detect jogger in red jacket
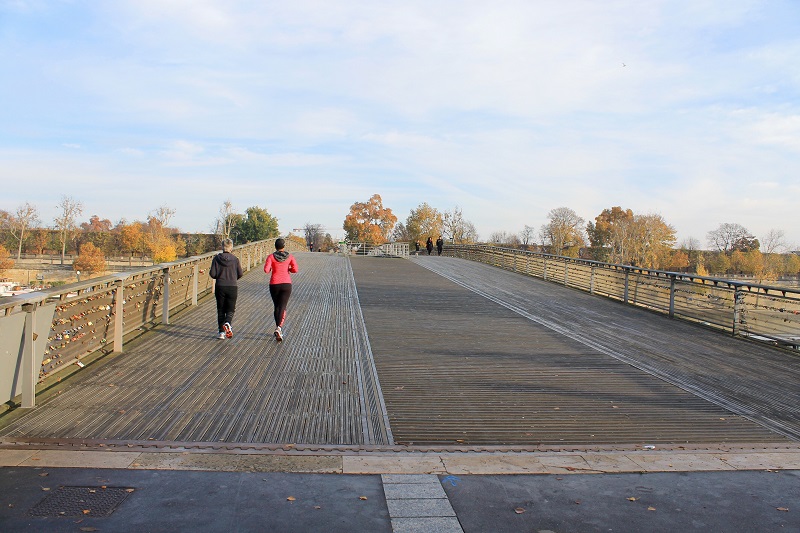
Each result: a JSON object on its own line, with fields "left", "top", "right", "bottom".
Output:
{"left": 263, "top": 238, "right": 299, "bottom": 342}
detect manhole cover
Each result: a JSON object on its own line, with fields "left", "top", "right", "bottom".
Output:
{"left": 29, "top": 486, "right": 134, "bottom": 517}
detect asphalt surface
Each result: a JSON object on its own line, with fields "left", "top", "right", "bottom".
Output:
{"left": 1, "top": 466, "right": 797, "bottom": 532}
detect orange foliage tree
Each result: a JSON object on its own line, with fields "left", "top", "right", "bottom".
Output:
{"left": 73, "top": 242, "right": 106, "bottom": 275}
{"left": 343, "top": 194, "right": 397, "bottom": 243}
{"left": 0, "top": 244, "right": 14, "bottom": 275}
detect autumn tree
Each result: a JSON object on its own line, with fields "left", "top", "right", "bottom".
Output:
{"left": 54, "top": 196, "right": 83, "bottom": 264}
{"left": 29, "top": 228, "right": 52, "bottom": 255}
{"left": 628, "top": 213, "right": 676, "bottom": 269}
{"left": 540, "top": 207, "right": 585, "bottom": 257}
{"left": 343, "top": 194, "right": 397, "bottom": 243}
{"left": 116, "top": 220, "right": 145, "bottom": 260}
{"left": 587, "top": 206, "right": 634, "bottom": 263}
{"left": 405, "top": 202, "right": 443, "bottom": 244}
{"left": 0, "top": 244, "right": 13, "bottom": 275}
{"left": 442, "top": 206, "right": 478, "bottom": 244}
{"left": 666, "top": 250, "right": 690, "bottom": 272}
{"left": 80, "top": 214, "right": 114, "bottom": 255}
{"left": 73, "top": 242, "right": 106, "bottom": 275}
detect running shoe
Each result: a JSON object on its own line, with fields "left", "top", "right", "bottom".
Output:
{"left": 217, "top": 332, "right": 226, "bottom": 339}
{"left": 274, "top": 326, "right": 283, "bottom": 342}
{"left": 223, "top": 322, "right": 233, "bottom": 338}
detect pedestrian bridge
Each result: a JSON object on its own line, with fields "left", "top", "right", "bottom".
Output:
{"left": 1, "top": 250, "right": 799, "bottom": 451}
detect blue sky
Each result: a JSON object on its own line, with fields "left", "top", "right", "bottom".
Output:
{"left": 2, "top": 0, "right": 799, "bottom": 248}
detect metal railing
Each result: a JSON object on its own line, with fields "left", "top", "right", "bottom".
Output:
{"left": 0, "top": 238, "right": 304, "bottom": 408}
{"left": 443, "top": 244, "right": 800, "bottom": 351}
{"left": 339, "top": 242, "right": 409, "bottom": 257}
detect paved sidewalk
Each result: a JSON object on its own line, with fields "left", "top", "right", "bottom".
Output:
{"left": 1, "top": 462, "right": 797, "bottom": 532}
{"left": 1, "top": 448, "right": 799, "bottom": 532}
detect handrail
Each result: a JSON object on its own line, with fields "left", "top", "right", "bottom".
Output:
{"left": 443, "top": 244, "right": 800, "bottom": 351}
{"left": 0, "top": 238, "right": 304, "bottom": 408}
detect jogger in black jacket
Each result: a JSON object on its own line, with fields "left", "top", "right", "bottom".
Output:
{"left": 209, "top": 238, "right": 243, "bottom": 339}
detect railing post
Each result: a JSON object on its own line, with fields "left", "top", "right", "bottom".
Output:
{"left": 22, "top": 303, "right": 37, "bottom": 408}
{"left": 563, "top": 259, "right": 569, "bottom": 286}
{"left": 192, "top": 264, "right": 199, "bottom": 306}
{"left": 732, "top": 287, "right": 744, "bottom": 336}
{"left": 543, "top": 259, "right": 548, "bottom": 281}
{"left": 669, "top": 276, "right": 676, "bottom": 318}
{"left": 623, "top": 269, "right": 629, "bottom": 304}
{"left": 590, "top": 266, "right": 595, "bottom": 294}
{"left": 114, "top": 279, "right": 124, "bottom": 352}
{"left": 247, "top": 249, "right": 251, "bottom": 271}
{"left": 162, "top": 267, "right": 170, "bottom": 325}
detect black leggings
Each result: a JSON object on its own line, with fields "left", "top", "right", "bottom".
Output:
{"left": 269, "top": 283, "right": 292, "bottom": 328}
{"left": 214, "top": 285, "right": 238, "bottom": 331}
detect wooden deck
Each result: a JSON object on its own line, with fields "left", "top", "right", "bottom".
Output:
{"left": 1, "top": 254, "right": 798, "bottom": 448}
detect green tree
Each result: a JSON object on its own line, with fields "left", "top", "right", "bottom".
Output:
{"left": 237, "top": 206, "right": 279, "bottom": 243}
{"left": 706, "top": 252, "right": 731, "bottom": 275}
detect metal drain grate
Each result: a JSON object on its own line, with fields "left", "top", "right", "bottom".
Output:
{"left": 29, "top": 486, "right": 134, "bottom": 517}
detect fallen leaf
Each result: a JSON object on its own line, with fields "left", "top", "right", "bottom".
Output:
{"left": 553, "top": 407, "right": 560, "bottom": 410}
{"left": 80, "top": 528, "right": 99, "bottom": 532}
{"left": 38, "top": 473, "right": 49, "bottom": 477}
{"left": 41, "top": 487, "right": 50, "bottom": 491}
{"left": 125, "top": 488, "right": 135, "bottom": 493}
{"left": 287, "top": 496, "right": 296, "bottom": 501}
{"left": 648, "top": 507, "right": 656, "bottom": 511}
{"left": 359, "top": 496, "right": 368, "bottom": 501}
{"left": 314, "top": 505, "right": 321, "bottom": 510}
{"left": 574, "top": 500, "right": 581, "bottom": 505}
{"left": 627, "top": 497, "right": 637, "bottom": 502}
{"left": 777, "top": 507, "right": 789, "bottom": 512}
{"left": 394, "top": 386, "right": 404, "bottom": 390}
{"left": 83, "top": 509, "right": 91, "bottom": 514}
{"left": 8, "top": 504, "right": 14, "bottom": 508}
{"left": 514, "top": 507, "right": 526, "bottom": 514}
{"left": 31, "top": 458, "right": 40, "bottom": 461}
{"left": 565, "top": 466, "right": 577, "bottom": 471}
{"left": 131, "top": 463, "right": 141, "bottom": 467}
{"left": 88, "top": 489, "right": 96, "bottom": 493}
{"left": 101, "top": 486, "right": 107, "bottom": 489}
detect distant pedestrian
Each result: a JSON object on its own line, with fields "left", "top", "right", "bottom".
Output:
{"left": 426, "top": 236, "right": 433, "bottom": 255}
{"left": 436, "top": 235, "right": 443, "bottom": 256}
{"left": 415, "top": 240, "right": 420, "bottom": 255}
{"left": 263, "top": 238, "right": 299, "bottom": 342}
{"left": 209, "top": 238, "right": 243, "bottom": 339}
